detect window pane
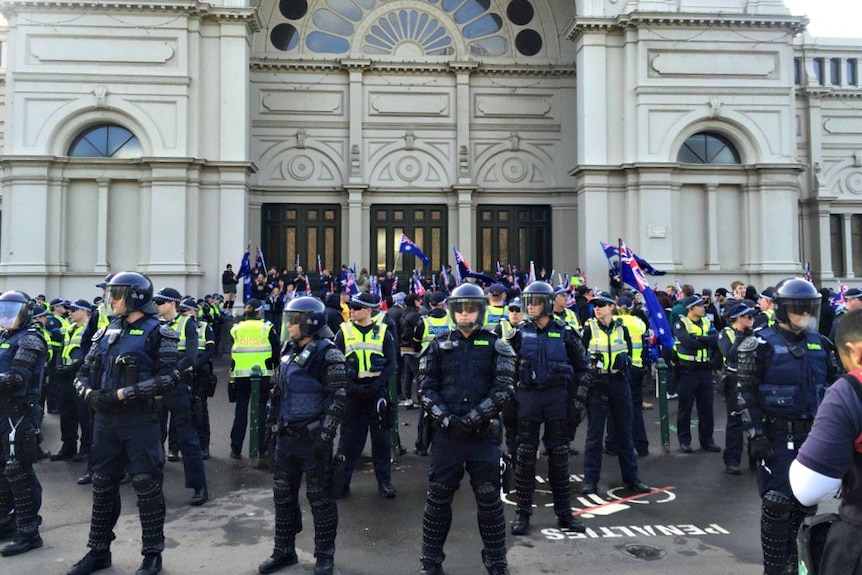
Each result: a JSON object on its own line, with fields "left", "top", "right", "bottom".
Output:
{"left": 482, "top": 228, "right": 492, "bottom": 271}
{"left": 307, "top": 228, "right": 317, "bottom": 272}
{"left": 432, "top": 227, "right": 441, "bottom": 269}
{"left": 286, "top": 228, "right": 297, "bottom": 272}
{"left": 68, "top": 124, "right": 141, "bottom": 158}
{"left": 831, "top": 214, "right": 845, "bottom": 277}
{"left": 794, "top": 57, "right": 802, "bottom": 85}
{"left": 377, "top": 228, "right": 387, "bottom": 270}
{"left": 848, "top": 59, "right": 858, "bottom": 86}
{"left": 498, "top": 228, "right": 508, "bottom": 265}
{"left": 325, "top": 227, "right": 335, "bottom": 272}
{"left": 814, "top": 58, "right": 825, "bottom": 85}
{"left": 831, "top": 58, "right": 841, "bottom": 86}
{"left": 853, "top": 215, "right": 862, "bottom": 277}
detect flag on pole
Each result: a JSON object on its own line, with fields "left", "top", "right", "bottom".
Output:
{"left": 619, "top": 240, "right": 675, "bottom": 351}
{"left": 674, "top": 279, "right": 684, "bottom": 301}
{"left": 317, "top": 254, "right": 324, "bottom": 280}
{"left": 452, "top": 247, "right": 495, "bottom": 286}
{"left": 412, "top": 270, "right": 426, "bottom": 297}
{"left": 399, "top": 233, "right": 431, "bottom": 266}
{"left": 256, "top": 246, "right": 267, "bottom": 274}
{"left": 295, "top": 253, "right": 301, "bottom": 271}
{"left": 600, "top": 240, "right": 666, "bottom": 276}
{"left": 346, "top": 269, "right": 359, "bottom": 295}
{"left": 238, "top": 246, "right": 253, "bottom": 303}
{"left": 528, "top": 261, "right": 536, "bottom": 284}
{"left": 805, "top": 262, "right": 812, "bottom": 283}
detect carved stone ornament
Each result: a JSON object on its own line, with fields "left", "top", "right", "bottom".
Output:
{"left": 404, "top": 130, "right": 415, "bottom": 150}
{"left": 708, "top": 96, "right": 722, "bottom": 119}
{"left": 296, "top": 128, "right": 307, "bottom": 149}
{"left": 508, "top": 132, "right": 520, "bottom": 152}
{"left": 351, "top": 144, "right": 360, "bottom": 175}
{"left": 94, "top": 84, "right": 108, "bottom": 109}
{"left": 854, "top": 150, "right": 862, "bottom": 168}
{"left": 459, "top": 145, "right": 469, "bottom": 177}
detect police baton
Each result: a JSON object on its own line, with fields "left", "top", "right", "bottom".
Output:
{"left": 249, "top": 365, "right": 262, "bottom": 461}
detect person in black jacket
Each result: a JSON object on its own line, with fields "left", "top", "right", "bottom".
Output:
{"left": 323, "top": 293, "right": 344, "bottom": 336}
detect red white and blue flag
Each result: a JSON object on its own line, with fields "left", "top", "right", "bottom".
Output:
{"left": 620, "top": 240, "right": 675, "bottom": 351}
{"left": 399, "top": 233, "right": 430, "bottom": 266}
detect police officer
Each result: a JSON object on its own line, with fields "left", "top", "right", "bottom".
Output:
{"left": 829, "top": 287, "right": 862, "bottom": 352}
{"left": 334, "top": 292, "right": 397, "bottom": 498}
{"left": 33, "top": 303, "right": 64, "bottom": 413}
{"left": 0, "top": 291, "right": 48, "bottom": 556}
{"left": 411, "top": 292, "right": 449, "bottom": 456}
{"left": 497, "top": 297, "right": 522, "bottom": 341}
{"left": 509, "top": 281, "right": 590, "bottom": 536}
{"left": 67, "top": 272, "right": 180, "bottom": 575}
{"left": 258, "top": 297, "right": 347, "bottom": 575}
{"left": 717, "top": 302, "right": 756, "bottom": 475}
{"left": 754, "top": 288, "right": 777, "bottom": 330}
{"left": 153, "top": 288, "right": 208, "bottom": 506}
{"left": 673, "top": 295, "right": 721, "bottom": 453}
{"left": 484, "top": 283, "right": 508, "bottom": 328}
{"left": 229, "top": 299, "right": 279, "bottom": 459}
{"left": 417, "top": 282, "right": 515, "bottom": 575}
{"left": 553, "top": 288, "right": 582, "bottom": 333}
{"left": 51, "top": 299, "right": 92, "bottom": 461}
{"left": 735, "top": 277, "right": 834, "bottom": 575}
{"left": 608, "top": 296, "right": 649, "bottom": 458}
{"left": 181, "top": 298, "right": 215, "bottom": 459}
{"left": 581, "top": 291, "right": 651, "bottom": 495}
{"left": 495, "top": 298, "right": 522, "bottom": 459}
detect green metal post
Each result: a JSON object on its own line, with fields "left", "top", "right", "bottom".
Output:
{"left": 389, "top": 374, "right": 405, "bottom": 462}
{"left": 249, "top": 365, "right": 262, "bottom": 460}
{"left": 656, "top": 359, "right": 670, "bottom": 454}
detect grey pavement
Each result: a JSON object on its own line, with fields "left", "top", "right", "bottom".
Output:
{"left": 3, "top": 359, "right": 832, "bottom": 575}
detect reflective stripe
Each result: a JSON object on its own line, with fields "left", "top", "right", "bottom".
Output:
{"left": 558, "top": 308, "right": 581, "bottom": 332}
{"left": 169, "top": 315, "right": 190, "bottom": 351}
{"left": 675, "top": 316, "right": 712, "bottom": 362}
{"left": 61, "top": 322, "right": 85, "bottom": 366}
{"left": 617, "top": 314, "right": 645, "bottom": 368}
{"left": 421, "top": 315, "right": 450, "bottom": 351}
{"left": 197, "top": 319, "right": 209, "bottom": 350}
{"left": 341, "top": 321, "right": 387, "bottom": 378}
{"left": 586, "top": 317, "right": 627, "bottom": 371}
{"left": 230, "top": 320, "right": 274, "bottom": 377}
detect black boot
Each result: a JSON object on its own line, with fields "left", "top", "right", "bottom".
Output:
{"left": 511, "top": 513, "right": 530, "bottom": 536}
{"left": 419, "top": 560, "right": 443, "bottom": 575}
{"left": 51, "top": 444, "right": 77, "bottom": 461}
{"left": 0, "top": 532, "right": 42, "bottom": 556}
{"left": 67, "top": 549, "right": 112, "bottom": 575}
{"left": 190, "top": 486, "right": 208, "bottom": 506}
{"left": 135, "top": 552, "right": 162, "bottom": 575}
{"left": 557, "top": 513, "right": 587, "bottom": 533}
{"left": 258, "top": 549, "right": 298, "bottom": 574}
{"left": 314, "top": 554, "right": 334, "bottom": 575}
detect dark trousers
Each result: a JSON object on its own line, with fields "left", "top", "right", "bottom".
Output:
{"left": 56, "top": 372, "right": 81, "bottom": 451}
{"left": 402, "top": 353, "right": 419, "bottom": 402}
{"left": 74, "top": 392, "right": 93, "bottom": 457}
{"left": 0, "top": 409, "right": 43, "bottom": 534}
{"left": 605, "top": 367, "right": 649, "bottom": 456}
{"left": 337, "top": 394, "right": 391, "bottom": 487}
{"left": 159, "top": 383, "right": 206, "bottom": 489}
{"left": 723, "top": 379, "right": 744, "bottom": 467}
{"left": 230, "top": 377, "right": 271, "bottom": 456}
{"left": 676, "top": 366, "right": 715, "bottom": 448}
{"left": 583, "top": 374, "right": 639, "bottom": 485}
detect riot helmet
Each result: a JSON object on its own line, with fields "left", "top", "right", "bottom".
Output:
{"left": 0, "top": 291, "right": 34, "bottom": 331}
{"left": 522, "top": 281, "right": 555, "bottom": 320}
{"left": 447, "top": 283, "right": 486, "bottom": 331}
{"left": 106, "top": 271, "right": 156, "bottom": 316}
{"left": 773, "top": 277, "right": 821, "bottom": 332}
{"left": 284, "top": 296, "right": 331, "bottom": 339}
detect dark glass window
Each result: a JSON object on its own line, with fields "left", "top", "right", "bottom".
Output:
{"left": 794, "top": 57, "right": 802, "bottom": 86}
{"left": 515, "top": 29, "right": 542, "bottom": 56}
{"left": 847, "top": 59, "right": 858, "bottom": 86}
{"left": 830, "top": 58, "right": 841, "bottom": 86}
{"left": 831, "top": 214, "right": 845, "bottom": 277}
{"left": 677, "top": 132, "right": 741, "bottom": 165}
{"left": 813, "top": 58, "right": 825, "bottom": 85}
{"left": 279, "top": 0, "right": 308, "bottom": 20}
{"left": 507, "top": 0, "right": 533, "bottom": 25}
{"left": 271, "top": 23, "right": 300, "bottom": 51}
{"left": 68, "top": 124, "right": 141, "bottom": 158}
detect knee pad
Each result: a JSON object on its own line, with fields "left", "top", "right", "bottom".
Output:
{"left": 132, "top": 473, "right": 160, "bottom": 497}
{"left": 516, "top": 442, "right": 537, "bottom": 466}
{"left": 516, "top": 420, "right": 540, "bottom": 448}
{"left": 544, "top": 420, "right": 568, "bottom": 444}
{"left": 427, "top": 482, "right": 457, "bottom": 505}
{"left": 92, "top": 472, "right": 121, "bottom": 491}
{"left": 273, "top": 478, "right": 296, "bottom": 507}
{"left": 762, "top": 490, "right": 792, "bottom": 519}
{"left": 3, "top": 459, "right": 23, "bottom": 482}
{"left": 475, "top": 481, "right": 499, "bottom": 506}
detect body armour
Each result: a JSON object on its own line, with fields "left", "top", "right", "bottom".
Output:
{"left": 758, "top": 327, "right": 827, "bottom": 420}
{"left": 518, "top": 321, "right": 573, "bottom": 388}
{"left": 278, "top": 338, "right": 333, "bottom": 427}
{"left": 436, "top": 330, "right": 499, "bottom": 416}
{"left": 96, "top": 317, "right": 161, "bottom": 392}
{"left": 0, "top": 327, "right": 46, "bottom": 403}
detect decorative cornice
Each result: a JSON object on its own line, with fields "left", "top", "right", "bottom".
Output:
{"left": 0, "top": 1, "right": 261, "bottom": 32}
{"left": 796, "top": 87, "right": 862, "bottom": 99}
{"left": 566, "top": 12, "right": 807, "bottom": 41}
{"left": 250, "top": 57, "right": 575, "bottom": 77}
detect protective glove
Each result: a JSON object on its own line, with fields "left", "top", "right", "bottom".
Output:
{"left": 312, "top": 433, "right": 333, "bottom": 462}
{"left": 750, "top": 435, "right": 773, "bottom": 462}
{"left": 566, "top": 403, "right": 582, "bottom": 438}
{"left": 446, "top": 416, "right": 473, "bottom": 441}
{"left": 87, "top": 389, "right": 120, "bottom": 413}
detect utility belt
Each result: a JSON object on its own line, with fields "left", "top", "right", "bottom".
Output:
{"left": 101, "top": 394, "right": 162, "bottom": 414}
{"left": 763, "top": 416, "right": 813, "bottom": 435}
{"left": 517, "top": 380, "right": 567, "bottom": 390}
{"left": 277, "top": 419, "right": 321, "bottom": 439}
{"left": 459, "top": 418, "right": 501, "bottom": 440}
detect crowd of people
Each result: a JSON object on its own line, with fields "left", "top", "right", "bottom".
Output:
{"left": 2, "top": 261, "right": 862, "bottom": 575}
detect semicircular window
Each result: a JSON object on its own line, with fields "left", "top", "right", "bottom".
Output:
{"left": 677, "top": 132, "right": 741, "bottom": 165}
{"left": 305, "top": 0, "right": 510, "bottom": 57}
{"left": 69, "top": 124, "right": 142, "bottom": 159}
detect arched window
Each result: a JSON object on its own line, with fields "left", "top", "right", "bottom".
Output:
{"left": 677, "top": 132, "right": 741, "bottom": 165}
{"left": 68, "top": 124, "right": 142, "bottom": 158}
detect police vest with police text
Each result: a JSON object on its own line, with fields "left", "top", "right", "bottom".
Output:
{"left": 586, "top": 318, "right": 627, "bottom": 374}
{"left": 340, "top": 320, "right": 387, "bottom": 379}
{"left": 230, "top": 319, "right": 274, "bottom": 377}
{"left": 675, "top": 316, "right": 712, "bottom": 363}
{"left": 421, "top": 315, "right": 450, "bottom": 351}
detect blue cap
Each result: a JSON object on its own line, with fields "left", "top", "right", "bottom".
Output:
{"left": 728, "top": 303, "right": 756, "bottom": 319}
{"left": 592, "top": 291, "right": 616, "bottom": 305}
{"left": 684, "top": 296, "right": 705, "bottom": 309}
{"left": 487, "top": 283, "right": 506, "bottom": 296}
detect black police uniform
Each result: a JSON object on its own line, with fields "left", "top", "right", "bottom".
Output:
{"left": 69, "top": 313, "right": 179, "bottom": 574}
{"left": 0, "top": 323, "right": 48, "bottom": 555}
{"left": 418, "top": 328, "right": 516, "bottom": 575}
{"left": 260, "top": 333, "right": 347, "bottom": 575}
{"left": 509, "top": 318, "right": 591, "bottom": 535}
{"left": 737, "top": 324, "right": 833, "bottom": 574}
{"left": 191, "top": 319, "right": 216, "bottom": 456}
{"left": 717, "top": 323, "right": 750, "bottom": 472}
{"left": 672, "top": 312, "right": 720, "bottom": 451}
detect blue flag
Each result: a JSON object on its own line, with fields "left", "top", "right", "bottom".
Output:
{"left": 600, "top": 240, "right": 666, "bottom": 276}
{"left": 399, "top": 233, "right": 430, "bottom": 266}
{"left": 237, "top": 246, "right": 252, "bottom": 304}
{"left": 619, "top": 241, "right": 675, "bottom": 351}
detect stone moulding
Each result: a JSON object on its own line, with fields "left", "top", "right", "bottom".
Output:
{"left": 565, "top": 12, "right": 807, "bottom": 40}
{"left": 249, "top": 58, "right": 575, "bottom": 77}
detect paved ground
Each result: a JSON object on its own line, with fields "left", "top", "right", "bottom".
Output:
{"left": 3, "top": 357, "right": 829, "bottom": 575}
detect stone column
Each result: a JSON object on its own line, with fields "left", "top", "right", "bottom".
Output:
{"left": 345, "top": 185, "right": 367, "bottom": 267}
{"left": 705, "top": 184, "right": 720, "bottom": 271}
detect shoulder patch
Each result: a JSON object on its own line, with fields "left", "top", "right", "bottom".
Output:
{"left": 159, "top": 324, "right": 180, "bottom": 339}
{"left": 91, "top": 326, "right": 108, "bottom": 342}
{"left": 737, "top": 336, "right": 760, "bottom": 353}
{"left": 494, "top": 338, "right": 516, "bottom": 357}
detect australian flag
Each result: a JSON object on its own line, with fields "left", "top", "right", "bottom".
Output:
{"left": 453, "top": 246, "right": 495, "bottom": 286}
{"left": 399, "top": 233, "right": 430, "bottom": 266}
{"left": 619, "top": 240, "right": 675, "bottom": 351}
{"left": 238, "top": 246, "right": 253, "bottom": 304}
{"left": 600, "top": 240, "right": 666, "bottom": 276}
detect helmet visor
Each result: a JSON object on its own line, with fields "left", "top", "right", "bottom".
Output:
{"left": 284, "top": 311, "right": 304, "bottom": 326}
{"left": 449, "top": 300, "right": 482, "bottom": 315}
{"left": 781, "top": 298, "right": 821, "bottom": 331}
{"left": 0, "top": 301, "right": 25, "bottom": 330}
{"left": 522, "top": 293, "right": 549, "bottom": 319}
{"left": 107, "top": 285, "right": 129, "bottom": 315}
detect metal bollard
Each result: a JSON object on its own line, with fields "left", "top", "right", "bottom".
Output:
{"left": 249, "top": 365, "right": 262, "bottom": 460}
{"left": 656, "top": 359, "right": 670, "bottom": 454}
